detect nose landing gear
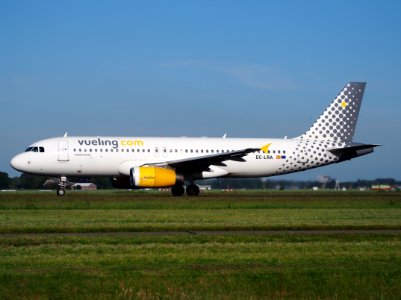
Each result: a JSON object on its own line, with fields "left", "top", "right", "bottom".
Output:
{"left": 56, "top": 176, "right": 68, "bottom": 196}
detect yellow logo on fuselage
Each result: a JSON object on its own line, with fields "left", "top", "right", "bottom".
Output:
{"left": 120, "top": 139, "right": 144, "bottom": 147}
{"left": 260, "top": 143, "right": 272, "bottom": 153}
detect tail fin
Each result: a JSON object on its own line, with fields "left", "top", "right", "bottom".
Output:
{"left": 300, "top": 82, "right": 366, "bottom": 145}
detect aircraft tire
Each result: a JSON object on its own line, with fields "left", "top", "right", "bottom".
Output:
{"left": 171, "top": 185, "right": 185, "bottom": 196}
{"left": 57, "top": 188, "right": 66, "bottom": 196}
{"left": 186, "top": 184, "right": 200, "bottom": 196}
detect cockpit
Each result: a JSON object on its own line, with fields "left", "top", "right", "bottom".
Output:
{"left": 25, "top": 146, "right": 45, "bottom": 153}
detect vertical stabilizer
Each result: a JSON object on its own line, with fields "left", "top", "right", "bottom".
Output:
{"left": 300, "top": 82, "right": 366, "bottom": 145}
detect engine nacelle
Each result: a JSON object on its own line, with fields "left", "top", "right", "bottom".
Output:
{"left": 130, "top": 167, "right": 181, "bottom": 188}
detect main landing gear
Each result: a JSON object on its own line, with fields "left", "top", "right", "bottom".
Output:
{"left": 171, "top": 184, "right": 200, "bottom": 197}
{"left": 186, "top": 184, "right": 200, "bottom": 196}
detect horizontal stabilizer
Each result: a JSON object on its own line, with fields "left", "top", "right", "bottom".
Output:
{"left": 328, "top": 144, "right": 380, "bottom": 161}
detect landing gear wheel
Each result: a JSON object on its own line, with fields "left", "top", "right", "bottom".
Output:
{"left": 57, "top": 188, "right": 65, "bottom": 196}
{"left": 186, "top": 184, "right": 200, "bottom": 196}
{"left": 171, "top": 185, "right": 185, "bottom": 196}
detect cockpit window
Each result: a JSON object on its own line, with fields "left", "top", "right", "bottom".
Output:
{"left": 25, "top": 146, "right": 45, "bottom": 152}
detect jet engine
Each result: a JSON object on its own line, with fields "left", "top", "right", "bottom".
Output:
{"left": 130, "top": 167, "right": 182, "bottom": 188}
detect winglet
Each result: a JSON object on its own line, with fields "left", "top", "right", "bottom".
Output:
{"left": 260, "top": 143, "right": 271, "bottom": 153}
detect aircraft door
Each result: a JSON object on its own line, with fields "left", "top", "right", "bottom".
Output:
{"left": 58, "top": 140, "right": 69, "bottom": 161}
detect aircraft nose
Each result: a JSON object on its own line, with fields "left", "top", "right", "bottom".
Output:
{"left": 10, "top": 154, "right": 25, "bottom": 172}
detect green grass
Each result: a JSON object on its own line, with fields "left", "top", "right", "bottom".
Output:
{"left": 0, "top": 190, "right": 400, "bottom": 210}
{"left": 0, "top": 190, "right": 401, "bottom": 299}
{"left": 1, "top": 234, "right": 401, "bottom": 299}
{"left": 1, "top": 208, "right": 401, "bottom": 233}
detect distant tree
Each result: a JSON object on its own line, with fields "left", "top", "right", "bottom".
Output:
{"left": 18, "top": 174, "right": 47, "bottom": 189}
{"left": 0, "top": 172, "right": 10, "bottom": 189}
{"left": 374, "top": 178, "right": 397, "bottom": 185}
{"left": 88, "top": 177, "right": 113, "bottom": 189}
{"left": 71, "top": 177, "right": 113, "bottom": 189}
{"left": 10, "top": 176, "right": 21, "bottom": 189}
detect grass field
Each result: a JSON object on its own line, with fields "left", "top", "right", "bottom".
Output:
{"left": 0, "top": 190, "right": 401, "bottom": 299}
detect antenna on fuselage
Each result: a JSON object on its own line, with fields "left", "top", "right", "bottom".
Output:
{"left": 64, "top": 132, "right": 68, "bottom": 137}
{"left": 222, "top": 133, "right": 227, "bottom": 138}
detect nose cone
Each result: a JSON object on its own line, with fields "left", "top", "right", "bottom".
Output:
{"left": 10, "top": 154, "right": 25, "bottom": 172}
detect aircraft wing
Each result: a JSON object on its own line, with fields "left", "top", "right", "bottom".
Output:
{"left": 148, "top": 148, "right": 260, "bottom": 173}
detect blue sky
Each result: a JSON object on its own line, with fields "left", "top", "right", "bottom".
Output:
{"left": 1, "top": 1, "right": 400, "bottom": 181}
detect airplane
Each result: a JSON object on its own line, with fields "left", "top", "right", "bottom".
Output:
{"left": 10, "top": 82, "right": 378, "bottom": 196}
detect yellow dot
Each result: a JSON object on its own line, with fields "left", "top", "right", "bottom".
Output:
{"left": 341, "top": 100, "right": 347, "bottom": 109}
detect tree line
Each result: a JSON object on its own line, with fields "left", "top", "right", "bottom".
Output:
{"left": 1, "top": 171, "right": 399, "bottom": 190}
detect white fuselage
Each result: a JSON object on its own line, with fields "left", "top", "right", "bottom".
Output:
{"left": 10, "top": 136, "right": 342, "bottom": 179}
